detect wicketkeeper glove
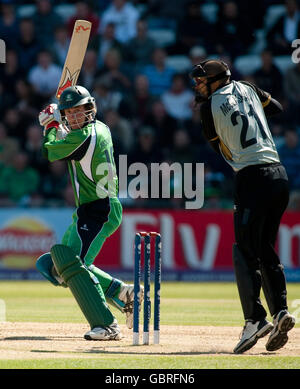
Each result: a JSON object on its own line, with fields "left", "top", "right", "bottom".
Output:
{"left": 194, "top": 91, "right": 207, "bottom": 105}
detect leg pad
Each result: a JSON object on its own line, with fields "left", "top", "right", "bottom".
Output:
{"left": 36, "top": 253, "right": 67, "bottom": 287}
{"left": 51, "top": 244, "right": 114, "bottom": 328}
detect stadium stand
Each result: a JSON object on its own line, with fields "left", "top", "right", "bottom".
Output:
{"left": 0, "top": 0, "right": 299, "bottom": 209}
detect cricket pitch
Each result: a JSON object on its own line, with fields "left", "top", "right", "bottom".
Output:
{"left": 0, "top": 322, "right": 299, "bottom": 360}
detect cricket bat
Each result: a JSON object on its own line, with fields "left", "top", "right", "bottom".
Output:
{"left": 56, "top": 19, "right": 92, "bottom": 99}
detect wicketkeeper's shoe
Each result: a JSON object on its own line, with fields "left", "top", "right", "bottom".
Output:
{"left": 84, "top": 318, "right": 122, "bottom": 341}
{"left": 233, "top": 318, "right": 274, "bottom": 354}
{"left": 265, "top": 310, "right": 295, "bottom": 352}
{"left": 118, "top": 283, "right": 144, "bottom": 329}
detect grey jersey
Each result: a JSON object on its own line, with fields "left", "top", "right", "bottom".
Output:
{"left": 210, "top": 81, "right": 279, "bottom": 172}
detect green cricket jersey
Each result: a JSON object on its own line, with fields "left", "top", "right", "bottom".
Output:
{"left": 43, "top": 120, "right": 118, "bottom": 207}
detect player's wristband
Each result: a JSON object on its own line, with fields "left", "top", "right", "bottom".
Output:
{"left": 46, "top": 120, "right": 60, "bottom": 130}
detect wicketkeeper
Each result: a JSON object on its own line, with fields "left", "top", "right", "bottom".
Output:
{"left": 190, "top": 59, "right": 296, "bottom": 354}
{"left": 37, "top": 85, "right": 143, "bottom": 340}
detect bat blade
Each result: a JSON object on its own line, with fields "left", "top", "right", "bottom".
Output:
{"left": 56, "top": 19, "right": 92, "bottom": 99}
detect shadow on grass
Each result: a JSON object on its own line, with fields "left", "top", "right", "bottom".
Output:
{"left": 80, "top": 348, "right": 274, "bottom": 356}
{"left": 3, "top": 336, "right": 276, "bottom": 356}
{"left": 29, "top": 346, "right": 274, "bottom": 356}
{"left": 83, "top": 348, "right": 235, "bottom": 356}
{"left": 3, "top": 336, "right": 80, "bottom": 341}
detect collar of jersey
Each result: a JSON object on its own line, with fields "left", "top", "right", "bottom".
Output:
{"left": 210, "top": 80, "right": 234, "bottom": 97}
{"left": 70, "top": 120, "right": 96, "bottom": 131}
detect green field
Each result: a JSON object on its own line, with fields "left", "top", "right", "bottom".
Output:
{"left": 0, "top": 280, "right": 299, "bottom": 369}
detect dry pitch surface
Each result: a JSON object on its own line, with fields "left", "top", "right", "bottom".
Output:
{"left": 0, "top": 322, "right": 299, "bottom": 359}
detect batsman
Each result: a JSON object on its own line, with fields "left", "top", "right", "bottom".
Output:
{"left": 37, "top": 85, "right": 141, "bottom": 340}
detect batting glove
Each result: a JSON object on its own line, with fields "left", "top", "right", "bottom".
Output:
{"left": 56, "top": 124, "right": 70, "bottom": 140}
{"left": 39, "top": 104, "right": 61, "bottom": 129}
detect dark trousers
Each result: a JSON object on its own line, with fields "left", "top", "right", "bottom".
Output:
{"left": 234, "top": 162, "right": 289, "bottom": 320}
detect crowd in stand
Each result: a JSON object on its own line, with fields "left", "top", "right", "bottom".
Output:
{"left": 0, "top": 0, "right": 299, "bottom": 210}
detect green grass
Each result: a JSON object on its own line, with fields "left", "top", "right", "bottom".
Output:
{"left": 1, "top": 281, "right": 299, "bottom": 325}
{"left": 0, "top": 281, "right": 299, "bottom": 369}
{"left": 0, "top": 356, "right": 300, "bottom": 369}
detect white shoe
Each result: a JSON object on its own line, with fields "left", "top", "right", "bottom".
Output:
{"left": 234, "top": 318, "right": 274, "bottom": 354}
{"left": 265, "top": 310, "right": 295, "bottom": 351}
{"left": 118, "top": 283, "right": 144, "bottom": 329}
{"left": 84, "top": 318, "right": 122, "bottom": 341}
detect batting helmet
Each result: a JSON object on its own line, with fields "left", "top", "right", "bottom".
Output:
{"left": 58, "top": 85, "right": 97, "bottom": 129}
{"left": 190, "top": 60, "right": 231, "bottom": 102}
{"left": 190, "top": 60, "right": 231, "bottom": 83}
{"left": 58, "top": 85, "right": 95, "bottom": 111}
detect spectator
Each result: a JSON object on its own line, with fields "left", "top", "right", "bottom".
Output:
{"left": 218, "top": 53, "right": 243, "bottom": 81}
{"left": 253, "top": 49, "right": 283, "bottom": 100}
{"left": 283, "top": 62, "right": 300, "bottom": 125}
{"left": 31, "top": 0, "right": 63, "bottom": 48}
{"left": 125, "top": 74, "right": 155, "bottom": 125}
{"left": 0, "top": 122, "right": 20, "bottom": 167}
{"left": 96, "top": 48, "right": 131, "bottom": 95}
{"left": 145, "top": 0, "right": 187, "bottom": 23}
{"left": 103, "top": 109, "right": 133, "bottom": 153}
{"left": 168, "top": 128, "right": 198, "bottom": 165}
{"left": 40, "top": 160, "right": 68, "bottom": 205}
{"left": 203, "top": 163, "right": 233, "bottom": 210}
{"left": 97, "top": 0, "right": 111, "bottom": 13}
{"left": 23, "top": 124, "right": 49, "bottom": 175}
{"left": 271, "top": 124, "right": 285, "bottom": 149}
{"left": 166, "top": 128, "right": 202, "bottom": 208}
{"left": 189, "top": 45, "right": 207, "bottom": 67}
{"left": 28, "top": 50, "right": 62, "bottom": 101}
{"left": 125, "top": 19, "right": 156, "bottom": 73}
{"left": 288, "top": 189, "right": 300, "bottom": 210}
{"left": 175, "top": 0, "right": 214, "bottom": 55}
{"left": 63, "top": 183, "right": 76, "bottom": 208}
{"left": 3, "top": 108, "right": 25, "bottom": 142}
{"left": 0, "top": 82, "right": 5, "bottom": 118}
{"left": 267, "top": 98, "right": 293, "bottom": 128}
{"left": 50, "top": 25, "right": 71, "bottom": 67}
{"left": 214, "top": 1, "right": 255, "bottom": 59}
{"left": 238, "top": 0, "right": 266, "bottom": 30}
{"left": 161, "top": 73, "right": 194, "bottom": 121}
{"left": 93, "top": 76, "right": 124, "bottom": 117}
{"left": 128, "top": 126, "right": 163, "bottom": 166}
{"left": 184, "top": 106, "right": 207, "bottom": 146}
{"left": 204, "top": 164, "right": 226, "bottom": 193}
{"left": 278, "top": 129, "right": 300, "bottom": 190}
{"left": 0, "top": 152, "right": 39, "bottom": 205}
{"left": 266, "top": 0, "right": 300, "bottom": 56}
{"left": 15, "top": 79, "right": 41, "bottom": 123}
{"left": 0, "top": 1, "right": 299, "bottom": 211}
{"left": 0, "top": 1, "right": 19, "bottom": 49}
{"left": 0, "top": 49, "right": 25, "bottom": 108}
{"left": 67, "top": 1, "right": 100, "bottom": 38}
{"left": 141, "top": 47, "right": 176, "bottom": 96}
{"left": 16, "top": 18, "right": 41, "bottom": 74}
{"left": 78, "top": 49, "right": 99, "bottom": 90}
{"left": 187, "top": 46, "right": 207, "bottom": 93}
{"left": 100, "top": 0, "right": 140, "bottom": 44}
{"left": 90, "top": 22, "right": 123, "bottom": 67}
{"left": 144, "top": 99, "right": 178, "bottom": 149}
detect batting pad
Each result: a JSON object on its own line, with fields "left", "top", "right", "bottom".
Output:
{"left": 36, "top": 252, "right": 67, "bottom": 287}
{"left": 50, "top": 244, "right": 114, "bottom": 328}
{"left": 36, "top": 253, "right": 60, "bottom": 286}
